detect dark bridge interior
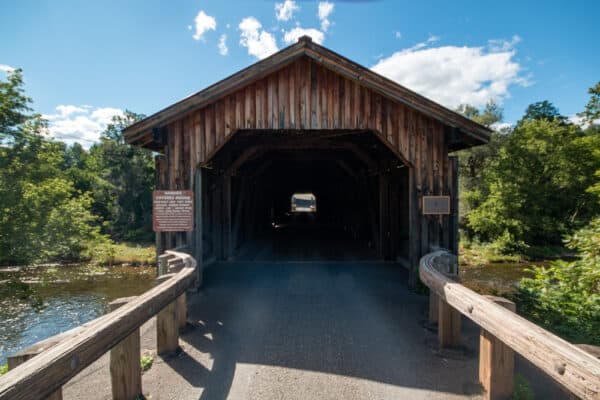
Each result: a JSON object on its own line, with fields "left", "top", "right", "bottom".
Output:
{"left": 202, "top": 130, "right": 410, "bottom": 263}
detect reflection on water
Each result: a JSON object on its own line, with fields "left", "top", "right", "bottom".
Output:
{"left": 459, "top": 262, "right": 543, "bottom": 296}
{"left": 0, "top": 265, "right": 155, "bottom": 365}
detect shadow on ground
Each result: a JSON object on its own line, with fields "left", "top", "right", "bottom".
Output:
{"left": 161, "top": 261, "right": 485, "bottom": 400}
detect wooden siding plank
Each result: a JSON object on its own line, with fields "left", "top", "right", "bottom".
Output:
{"left": 280, "top": 68, "right": 289, "bottom": 129}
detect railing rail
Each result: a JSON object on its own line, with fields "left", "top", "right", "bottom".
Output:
{"left": 0, "top": 250, "right": 196, "bottom": 400}
{"left": 420, "top": 250, "right": 600, "bottom": 400}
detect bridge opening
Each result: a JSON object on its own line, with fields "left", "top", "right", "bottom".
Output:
{"left": 201, "top": 130, "right": 410, "bottom": 263}
{"left": 290, "top": 193, "right": 316, "bottom": 213}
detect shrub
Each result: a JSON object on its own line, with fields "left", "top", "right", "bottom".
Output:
{"left": 517, "top": 218, "right": 600, "bottom": 344}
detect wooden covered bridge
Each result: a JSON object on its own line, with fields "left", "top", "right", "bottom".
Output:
{"left": 124, "top": 36, "right": 489, "bottom": 286}
{"left": 2, "top": 37, "right": 599, "bottom": 400}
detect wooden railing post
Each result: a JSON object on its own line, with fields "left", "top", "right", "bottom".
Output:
{"left": 157, "top": 253, "right": 174, "bottom": 276}
{"left": 420, "top": 250, "right": 600, "bottom": 400}
{"left": 479, "top": 295, "right": 516, "bottom": 400}
{"left": 438, "top": 295, "right": 461, "bottom": 348}
{"left": 177, "top": 293, "right": 187, "bottom": 330}
{"left": 109, "top": 297, "right": 141, "bottom": 400}
{"left": 157, "top": 300, "right": 179, "bottom": 355}
{"left": 432, "top": 252, "right": 460, "bottom": 348}
{"left": 154, "top": 271, "right": 181, "bottom": 355}
{"left": 429, "top": 292, "right": 439, "bottom": 324}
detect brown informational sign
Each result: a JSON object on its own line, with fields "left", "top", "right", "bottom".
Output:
{"left": 153, "top": 190, "right": 194, "bottom": 232}
{"left": 422, "top": 196, "right": 451, "bottom": 215}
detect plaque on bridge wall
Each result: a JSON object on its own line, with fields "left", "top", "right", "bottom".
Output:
{"left": 153, "top": 190, "right": 194, "bottom": 232}
{"left": 422, "top": 196, "right": 450, "bottom": 215}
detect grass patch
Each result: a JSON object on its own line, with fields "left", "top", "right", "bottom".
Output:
{"left": 140, "top": 355, "right": 154, "bottom": 372}
{"left": 0, "top": 364, "right": 8, "bottom": 376}
{"left": 460, "top": 240, "right": 567, "bottom": 268}
{"left": 460, "top": 241, "right": 523, "bottom": 267}
{"left": 90, "top": 243, "right": 155, "bottom": 266}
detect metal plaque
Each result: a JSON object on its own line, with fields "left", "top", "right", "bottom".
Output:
{"left": 153, "top": 190, "right": 194, "bottom": 232}
{"left": 422, "top": 196, "right": 450, "bottom": 215}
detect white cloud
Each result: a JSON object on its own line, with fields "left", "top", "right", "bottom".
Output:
{"left": 90, "top": 107, "right": 124, "bottom": 125}
{"left": 427, "top": 35, "right": 440, "bottom": 43}
{"left": 43, "top": 105, "right": 124, "bottom": 146}
{"left": 275, "top": 0, "right": 299, "bottom": 21}
{"left": 53, "top": 105, "right": 88, "bottom": 118}
{"left": 569, "top": 114, "right": 600, "bottom": 128}
{"left": 317, "top": 1, "right": 334, "bottom": 31}
{"left": 0, "top": 64, "right": 15, "bottom": 73}
{"left": 488, "top": 35, "right": 521, "bottom": 52}
{"left": 218, "top": 34, "right": 229, "bottom": 56}
{"left": 371, "top": 37, "right": 528, "bottom": 109}
{"left": 239, "top": 17, "right": 279, "bottom": 60}
{"left": 191, "top": 10, "right": 217, "bottom": 41}
{"left": 490, "top": 121, "right": 513, "bottom": 131}
{"left": 283, "top": 27, "right": 325, "bottom": 45}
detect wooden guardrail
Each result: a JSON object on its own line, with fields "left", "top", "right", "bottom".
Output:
{"left": 0, "top": 250, "right": 196, "bottom": 400}
{"left": 420, "top": 250, "right": 600, "bottom": 400}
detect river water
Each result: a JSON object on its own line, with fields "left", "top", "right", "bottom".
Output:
{"left": 460, "top": 262, "right": 536, "bottom": 295}
{"left": 0, "top": 261, "right": 537, "bottom": 367}
{"left": 0, "top": 264, "right": 155, "bottom": 366}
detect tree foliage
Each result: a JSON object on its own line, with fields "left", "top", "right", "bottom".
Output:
{"left": 456, "top": 101, "right": 508, "bottom": 240}
{"left": 467, "top": 119, "right": 599, "bottom": 248}
{"left": 0, "top": 69, "right": 33, "bottom": 142}
{"left": 579, "top": 81, "right": 600, "bottom": 125}
{"left": 86, "top": 112, "right": 155, "bottom": 242}
{"left": 459, "top": 92, "right": 600, "bottom": 252}
{"left": 517, "top": 217, "right": 600, "bottom": 344}
{"left": 520, "top": 100, "right": 566, "bottom": 124}
{"left": 0, "top": 69, "right": 154, "bottom": 265}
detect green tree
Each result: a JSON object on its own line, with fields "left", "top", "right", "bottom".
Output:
{"left": 516, "top": 84, "right": 600, "bottom": 345}
{"left": 0, "top": 69, "right": 33, "bottom": 142}
{"left": 579, "top": 81, "right": 600, "bottom": 125}
{"left": 467, "top": 118, "right": 599, "bottom": 248}
{"left": 0, "top": 69, "right": 107, "bottom": 265}
{"left": 87, "top": 111, "right": 155, "bottom": 242}
{"left": 517, "top": 217, "right": 600, "bottom": 344}
{"left": 456, "top": 101, "right": 508, "bottom": 240}
{"left": 520, "top": 100, "right": 566, "bottom": 123}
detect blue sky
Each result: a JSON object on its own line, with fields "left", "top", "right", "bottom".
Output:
{"left": 1, "top": 0, "right": 598, "bottom": 145}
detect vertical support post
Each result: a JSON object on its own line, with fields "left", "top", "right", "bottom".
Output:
{"left": 429, "top": 292, "right": 439, "bottom": 324}
{"left": 177, "top": 293, "right": 187, "bottom": 330}
{"left": 449, "top": 155, "right": 459, "bottom": 256}
{"left": 480, "top": 296, "right": 516, "bottom": 400}
{"left": 157, "top": 254, "right": 172, "bottom": 276}
{"left": 213, "top": 180, "right": 223, "bottom": 260}
{"left": 438, "top": 297, "right": 461, "bottom": 348}
{"left": 223, "top": 173, "right": 232, "bottom": 260}
{"left": 194, "top": 168, "right": 203, "bottom": 287}
{"left": 408, "top": 168, "right": 421, "bottom": 288}
{"left": 232, "top": 178, "right": 246, "bottom": 255}
{"left": 436, "top": 256, "right": 461, "bottom": 348}
{"left": 109, "top": 297, "right": 141, "bottom": 400}
{"left": 157, "top": 301, "right": 179, "bottom": 356}
{"left": 378, "top": 163, "right": 390, "bottom": 260}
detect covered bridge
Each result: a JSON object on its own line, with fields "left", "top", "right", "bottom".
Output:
{"left": 124, "top": 36, "right": 490, "bottom": 286}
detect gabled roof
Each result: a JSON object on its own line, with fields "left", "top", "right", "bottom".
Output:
{"left": 124, "top": 36, "right": 491, "bottom": 148}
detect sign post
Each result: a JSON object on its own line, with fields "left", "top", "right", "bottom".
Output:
{"left": 422, "top": 196, "right": 451, "bottom": 215}
{"left": 153, "top": 191, "right": 194, "bottom": 232}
